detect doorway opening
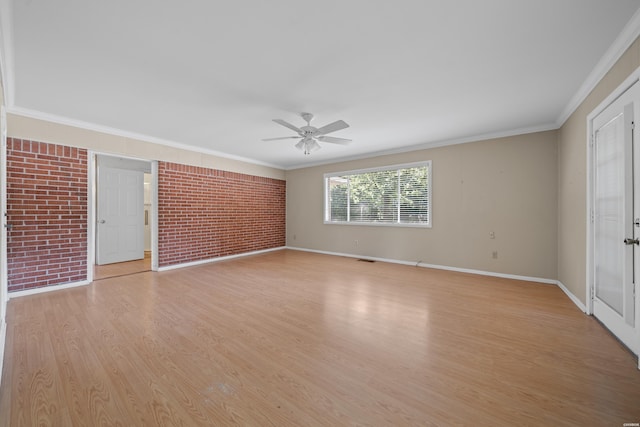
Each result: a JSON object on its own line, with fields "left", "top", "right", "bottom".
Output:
{"left": 89, "top": 153, "right": 157, "bottom": 281}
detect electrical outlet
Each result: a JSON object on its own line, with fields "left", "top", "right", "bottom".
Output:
{"left": 293, "top": 234, "right": 297, "bottom": 241}
{"left": 355, "top": 240, "right": 359, "bottom": 246}
{"left": 492, "top": 251, "right": 498, "bottom": 259}
{"left": 489, "top": 231, "right": 495, "bottom": 239}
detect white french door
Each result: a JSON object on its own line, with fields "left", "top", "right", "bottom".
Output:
{"left": 592, "top": 80, "right": 640, "bottom": 356}
{"left": 96, "top": 166, "right": 144, "bottom": 265}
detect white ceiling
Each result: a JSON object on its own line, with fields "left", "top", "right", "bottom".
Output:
{"left": 4, "top": 0, "right": 640, "bottom": 169}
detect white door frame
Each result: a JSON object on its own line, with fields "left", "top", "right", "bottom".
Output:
{"left": 0, "top": 105, "right": 7, "bottom": 384}
{"left": 87, "top": 151, "right": 159, "bottom": 282}
{"left": 0, "top": 107, "right": 6, "bottom": 310}
{"left": 587, "top": 67, "right": 640, "bottom": 367}
{"left": 0, "top": 106, "right": 9, "bottom": 308}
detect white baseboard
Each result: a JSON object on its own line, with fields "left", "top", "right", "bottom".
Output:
{"left": 286, "top": 246, "right": 556, "bottom": 285}
{"left": 5, "top": 248, "right": 590, "bottom": 317}
{"left": 415, "top": 262, "right": 557, "bottom": 285}
{"left": 8, "top": 279, "right": 91, "bottom": 299}
{"left": 287, "top": 246, "right": 419, "bottom": 267}
{"left": 7, "top": 248, "right": 288, "bottom": 297}
{"left": 0, "top": 319, "right": 6, "bottom": 390}
{"left": 287, "top": 246, "right": 593, "bottom": 314}
{"left": 157, "top": 246, "right": 286, "bottom": 272}
{"left": 556, "top": 280, "right": 588, "bottom": 313}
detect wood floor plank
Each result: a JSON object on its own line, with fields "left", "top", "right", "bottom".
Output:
{"left": 94, "top": 252, "right": 151, "bottom": 281}
{"left": 1, "top": 249, "right": 639, "bottom": 425}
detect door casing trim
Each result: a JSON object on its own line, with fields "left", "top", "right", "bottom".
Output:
{"left": 586, "top": 67, "right": 640, "bottom": 360}
{"left": 87, "top": 151, "right": 158, "bottom": 282}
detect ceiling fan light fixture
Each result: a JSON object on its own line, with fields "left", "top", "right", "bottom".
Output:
{"left": 309, "top": 140, "right": 321, "bottom": 152}
{"left": 300, "top": 139, "right": 321, "bottom": 155}
{"left": 264, "top": 112, "right": 351, "bottom": 155}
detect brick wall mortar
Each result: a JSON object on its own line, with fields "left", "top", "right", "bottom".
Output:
{"left": 7, "top": 138, "right": 88, "bottom": 292}
{"left": 158, "top": 161, "right": 285, "bottom": 267}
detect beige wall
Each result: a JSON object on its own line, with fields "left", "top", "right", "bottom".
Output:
{"left": 6, "top": 114, "right": 285, "bottom": 180}
{"left": 558, "top": 36, "right": 640, "bottom": 304}
{"left": 287, "top": 131, "right": 558, "bottom": 280}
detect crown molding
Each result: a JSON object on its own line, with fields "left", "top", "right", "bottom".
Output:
{"left": 285, "top": 122, "right": 558, "bottom": 170}
{"left": 556, "top": 7, "right": 640, "bottom": 127}
{"left": 6, "top": 106, "right": 284, "bottom": 170}
{"left": 9, "top": 105, "right": 557, "bottom": 172}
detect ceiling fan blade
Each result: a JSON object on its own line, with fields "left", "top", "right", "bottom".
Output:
{"left": 317, "top": 136, "right": 352, "bottom": 145}
{"left": 314, "top": 120, "right": 349, "bottom": 136}
{"left": 262, "top": 136, "right": 300, "bottom": 141}
{"left": 273, "top": 119, "right": 303, "bottom": 135}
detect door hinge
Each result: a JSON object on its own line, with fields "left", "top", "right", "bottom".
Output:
{"left": 590, "top": 209, "right": 595, "bottom": 224}
{"left": 591, "top": 286, "right": 595, "bottom": 300}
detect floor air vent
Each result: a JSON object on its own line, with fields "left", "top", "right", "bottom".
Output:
{"left": 357, "top": 259, "right": 375, "bottom": 263}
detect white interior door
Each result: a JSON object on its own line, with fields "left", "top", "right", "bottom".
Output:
{"left": 0, "top": 107, "right": 7, "bottom": 328}
{"left": 592, "top": 81, "right": 639, "bottom": 355}
{"left": 96, "top": 166, "right": 144, "bottom": 265}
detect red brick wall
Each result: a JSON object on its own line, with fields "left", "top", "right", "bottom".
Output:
{"left": 158, "top": 162, "right": 285, "bottom": 267}
{"left": 5, "top": 143, "right": 284, "bottom": 289}
{"left": 7, "top": 138, "right": 88, "bottom": 292}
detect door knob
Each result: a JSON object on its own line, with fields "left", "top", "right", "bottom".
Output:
{"left": 623, "top": 237, "right": 639, "bottom": 245}
{"left": 99, "top": 219, "right": 106, "bottom": 224}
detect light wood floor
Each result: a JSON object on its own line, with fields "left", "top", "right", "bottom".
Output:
{"left": 94, "top": 252, "right": 152, "bottom": 281}
{"left": 1, "top": 250, "right": 639, "bottom": 426}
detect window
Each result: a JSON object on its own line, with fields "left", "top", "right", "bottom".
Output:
{"left": 324, "top": 161, "right": 431, "bottom": 227}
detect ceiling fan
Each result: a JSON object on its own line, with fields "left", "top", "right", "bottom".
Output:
{"left": 263, "top": 112, "right": 351, "bottom": 155}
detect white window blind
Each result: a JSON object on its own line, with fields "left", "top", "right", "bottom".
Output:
{"left": 324, "top": 161, "right": 431, "bottom": 227}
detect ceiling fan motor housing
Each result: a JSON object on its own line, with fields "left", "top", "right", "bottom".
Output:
{"left": 301, "top": 126, "right": 317, "bottom": 135}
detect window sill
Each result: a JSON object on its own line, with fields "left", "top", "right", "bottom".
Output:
{"left": 323, "top": 221, "right": 432, "bottom": 229}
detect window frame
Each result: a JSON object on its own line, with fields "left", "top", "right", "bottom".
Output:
{"left": 323, "top": 160, "right": 432, "bottom": 228}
